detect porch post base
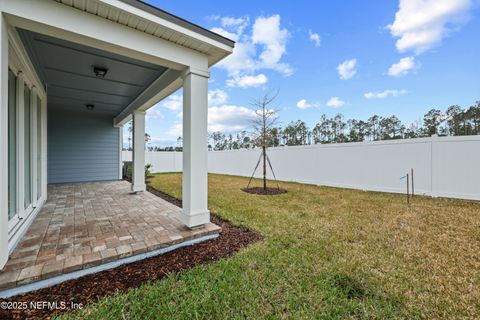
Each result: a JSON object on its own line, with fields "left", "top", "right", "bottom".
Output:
{"left": 179, "top": 210, "right": 210, "bottom": 229}
{"left": 131, "top": 183, "right": 146, "bottom": 193}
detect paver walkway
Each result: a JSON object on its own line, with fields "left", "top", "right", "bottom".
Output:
{"left": 0, "top": 180, "right": 220, "bottom": 290}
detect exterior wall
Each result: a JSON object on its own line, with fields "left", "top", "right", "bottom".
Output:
{"left": 123, "top": 135, "right": 480, "bottom": 201}
{"left": 48, "top": 107, "right": 120, "bottom": 183}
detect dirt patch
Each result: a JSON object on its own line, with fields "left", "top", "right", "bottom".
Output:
{"left": 0, "top": 188, "right": 263, "bottom": 320}
{"left": 241, "top": 187, "right": 288, "bottom": 195}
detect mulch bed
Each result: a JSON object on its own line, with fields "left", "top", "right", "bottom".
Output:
{"left": 0, "top": 186, "right": 263, "bottom": 320}
{"left": 241, "top": 187, "right": 288, "bottom": 195}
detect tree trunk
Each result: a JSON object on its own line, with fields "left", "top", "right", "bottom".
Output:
{"left": 262, "top": 145, "right": 267, "bottom": 190}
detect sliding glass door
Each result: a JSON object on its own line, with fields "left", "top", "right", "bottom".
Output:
{"left": 7, "top": 69, "right": 44, "bottom": 231}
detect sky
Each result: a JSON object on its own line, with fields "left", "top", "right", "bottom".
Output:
{"left": 125, "top": 0, "right": 480, "bottom": 148}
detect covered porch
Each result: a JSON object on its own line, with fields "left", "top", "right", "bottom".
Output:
{"left": 0, "top": 0, "right": 234, "bottom": 284}
{"left": 0, "top": 180, "right": 220, "bottom": 293}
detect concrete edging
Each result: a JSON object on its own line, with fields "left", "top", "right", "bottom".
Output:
{"left": 0, "top": 233, "right": 219, "bottom": 299}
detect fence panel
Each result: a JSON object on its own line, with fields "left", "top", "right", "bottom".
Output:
{"left": 122, "top": 135, "right": 480, "bottom": 201}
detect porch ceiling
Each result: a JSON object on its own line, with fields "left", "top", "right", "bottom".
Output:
{"left": 18, "top": 28, "right": 168, "bottom": 116}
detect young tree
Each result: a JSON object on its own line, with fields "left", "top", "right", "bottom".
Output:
{"left": 250, "top": 91, "right": 280, "bottom": 190}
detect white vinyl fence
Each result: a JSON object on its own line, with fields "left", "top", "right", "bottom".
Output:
{"left": 123, "top": 135, "right": 480, "bottom": 201}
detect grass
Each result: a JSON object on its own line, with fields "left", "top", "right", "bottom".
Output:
{"left": 60, "top": 173, "right": 480, "bottom": 319}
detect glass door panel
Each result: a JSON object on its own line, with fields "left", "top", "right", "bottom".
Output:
{"left": 24, "top": 84, "right": 31, "bottom": 210}
{"left": 37, "top": 95, "right": 42, "bottom": 200}
{"left": 8, "top": 70, "right": 17, "bottom": 221}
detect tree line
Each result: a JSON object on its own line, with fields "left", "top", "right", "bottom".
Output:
{"left": 208, "top": 100, "right": 480, "bottom": 150}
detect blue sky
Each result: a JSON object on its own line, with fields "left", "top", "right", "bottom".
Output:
{"left": 127, "top": 0, "right": 480, "bottom": 147}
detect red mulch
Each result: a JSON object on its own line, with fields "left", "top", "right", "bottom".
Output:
{"left": 0, "top": 187, "right": 263, "bottom": 320}
{"left": 241, "top": 187, "right": 288, "bottom": 195}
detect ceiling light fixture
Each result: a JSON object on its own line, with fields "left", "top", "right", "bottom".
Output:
{"left": 86, "top": 104, "right": 95, "bottom": 110}
{"left": 93, "top": 66, "right": 108, "bottom": 78}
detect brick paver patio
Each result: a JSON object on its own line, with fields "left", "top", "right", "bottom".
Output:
{"left": 0, "top": 181, "right": 220, "bottom": 290}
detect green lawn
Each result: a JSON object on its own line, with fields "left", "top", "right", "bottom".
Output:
{"left": 61, "top": 173, "right": 480, "bottom": 319}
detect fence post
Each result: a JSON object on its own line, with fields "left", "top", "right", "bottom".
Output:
{"left": 406, "top": 173, "right": 410, "bottom": 204}
{"left": 430, "top": 135, "right": 439, "bottom": 198}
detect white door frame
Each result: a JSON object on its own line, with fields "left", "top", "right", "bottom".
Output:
{"left": 3, "top": 22, "right": 47, "bottom": 259}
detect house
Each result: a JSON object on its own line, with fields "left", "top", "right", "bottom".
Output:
{"left": 0, "top": 0, "right": 234, "bottom": 294}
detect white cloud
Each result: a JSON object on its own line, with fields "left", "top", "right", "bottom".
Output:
{"left": 387, "top": 0, "right": 472, "bottom": 54}
{"left": 296, "top": 99, "right": 319, "bottom": 109}
{"left": 210, "top": 15, "right": 249, "bottom": 42}
{"left": 388, "top": 56, "right": 418, "bottom": 77}
{"left": 210, "top": 27, "right": 239, "bottom": 42}
{"left": 252, "top": 15, "right": 292, "bottom": 75}
{"left": 146, "top": 105, "right": 164, "bottom": 121}
{"left": 337, "top": 58, "right": 357, "bottom": 80}
{"left": 216, "top": 42, "right": 257, "bottom": 77}
{"left": 166, "top": 123, "right": 182, "bottom": 138}
{"left": 364, "top": 89, "right": 407, "bottom": 99}
{"left": 309, "top": 30, "right": 321, "bottom": 47}
{"left": 221, "top": 16, "right": 249, "bottom": 28}
{"left": 212, "top": 14, "right": 292, "bottom": 87}
{"left": 208, "top": 105, "right": 256, "bottom": 132}
{"left": 159, "top": 89, "right": 230, "bottom": 115}
{"left": 161, "top": 94, "right": 182, "bottom": 111}
{"left": 149, "top": 137, "right": 178, "bottom": 147}
{"left": 162, "top": 90, "right": 255, "bottom": 135}
{"left": 208, "top": 89, "right": 228, "bottom": 106}
{"left": 326, "top": 97, "right": 345, "bottom": 108}
{"left": 226, "top": 74, "right": 268, "bottom": 88}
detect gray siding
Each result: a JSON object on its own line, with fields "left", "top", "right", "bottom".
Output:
{"left": 48, "top": 107, "right": 120, "bottom": 183}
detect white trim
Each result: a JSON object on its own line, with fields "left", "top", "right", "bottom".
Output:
{"left": 41, "top": 96, "right": 47, "bottom": 201}
{"left": 99, "top": 0, "right": 233, "bottom": 52}
{"left": 7, "top": 26, "right": 45, "bottom": 96}
{"left": 1, "top": 0, "right": 208, "bottom": 70}
{"left": 114, "top": 69, "right": 183, "bottom": 126}
{"left": 181, "top": 67, "right": 210, "bottom": 79}
{"left": 0, "top": 11, "right": 10, "bottom": 268}
{"left": 2, "top": 16, "right": 48, "bottom": 268}
{"left": 7, "top": 197, "right": 45, "bottom": 256}
{"left": 30, "top": 86, "right": 37, "bottom": 208}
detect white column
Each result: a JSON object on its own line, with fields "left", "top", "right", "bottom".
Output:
{"left": 0, "top": 12, "right": 9, "bottom": 268}
{"left": 181, "top": 68, "right": 210, "bottom": 228}
{"left": 131, "top": 111, "right": 146, "bottom": 192}
{"left": 118, "top": 126, "right": 123, "bottom": 179}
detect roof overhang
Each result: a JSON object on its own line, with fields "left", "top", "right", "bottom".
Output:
{"left": 1, "top": 0, "right": 235, "bottom": 126}
{"left": 56, "top": 0, "right": 235, "bottom": 67}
